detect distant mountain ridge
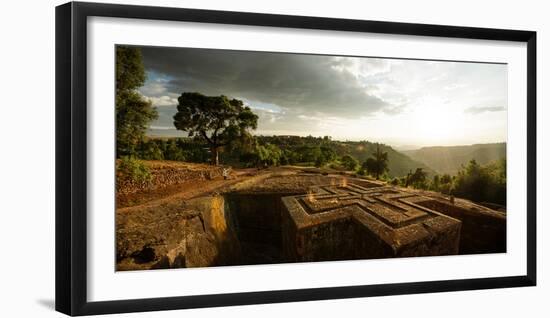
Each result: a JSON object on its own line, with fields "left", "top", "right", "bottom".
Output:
{"left": 403, "top": 143, "right": 506, "bottom": 175}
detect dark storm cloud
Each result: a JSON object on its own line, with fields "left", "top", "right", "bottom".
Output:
{"left": 139, "top": 46, "right": 390, "bottom": 117}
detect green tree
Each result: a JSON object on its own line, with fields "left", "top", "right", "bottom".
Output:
{"left": 390, "top": 177, "right": 400, "bottom": 186}
{"left": 164, "top": 139, "right": 186, "bottom": 161}
{"left": 430, "top": 174, "right": 441, "bottom": 191}
{"left": 452, "top": 159, "right": 506, "bottom": 205}
{"left": 238, "top": 142, "right": 281, "bottom": 168}
{"left": 485, "top": 158, "right": 507, "bottom": 205}
{"left": 137, "top": 139, "right": 164, "bottom": 160}
{"left": 440, "top": 174, "right": 452, "bottom": 184}
{"left": 282, "top": 149, "right": 299, "bottom": 165}
{"left": 173, "top": 92, "right": 258, "bottom": 165}
{"left": 262, "top": 143, "right": 283, "bottom": 166}
{"left": 314, "top": 157, "right": 323, "bottom": 168}
{"left": 340, "top": 155, "right": 358, "bottom": 171}
{"left": 116, "top": 156, "right": 152, "bottom": 186}
{"left": 319, "top": 147, "right": 337, "bottom": 166}
{"left": 408, "top": 168, "right": 428, "bottom": 189}
{"left": 298, "top": 146, "right": 322, "bottom": 163}
{"left": 438, "top": 174, "right": 453, "bottom": 194}
{"left": 116, "top": 46, "right": 158, "bottom": 157}
{"left": 362, "top": 143, "right": 389, "bottom": 179}
{"left": 453, "top": 160, "right": 487, "bottom": 202}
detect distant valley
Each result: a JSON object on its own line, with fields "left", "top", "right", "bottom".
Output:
{"left": 403, "top": 143, "right": 506, "bottom": 175}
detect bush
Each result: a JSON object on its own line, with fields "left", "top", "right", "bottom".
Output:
{"left": 164, "top": 140, "right": 186, "bottom": 161}
{"left": 452, "top": 159, "right": 506, "bottom": 205}
{"left": 116, "top": 156, "right": 152, "bottom": 185}
{"left": 328, "top": 162, "right": 345, "bottom": 170}
{"left": 137, "top": 140, "right": 164, "bottom": 160}
{"left": 407, "top": 168, "right": 428, "bottom": 189}
{"left": 340, "top": 155, "right": 358, "bottom": 171}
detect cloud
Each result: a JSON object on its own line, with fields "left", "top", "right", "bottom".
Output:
{"left": 144, "top": 95, "right": 178, "bottom": 107}
{"left": 330, "top": 57, "right": 393, "bottom": 78}
{"left": 139, "top": 47, "right": 392, "bottom": 118}
{"left": 464, "top": 106, "right": 506, "bottom": 114}
{"left": 150, "top": 125, "right": 177, "bottom": 130}
{"left": 130, "top": 45, "right": 507, "bottom": 144}
{"left": 140, "top": 81, "right": 167, "bottom": 96}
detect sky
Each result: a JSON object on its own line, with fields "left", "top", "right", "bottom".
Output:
{"left": 135, "top": 45, "right": 507, "bottom": 149}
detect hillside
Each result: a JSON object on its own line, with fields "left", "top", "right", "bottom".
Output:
{"left": 404, "top": 143, "right": 506, "bottom": 175}
{"left": 341, "top": 141, "right": 436, "bottom": 178}
{"left": 257, "top": 136, "right": 436, "bottom": 178}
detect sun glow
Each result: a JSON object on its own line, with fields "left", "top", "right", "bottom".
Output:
{"left": 405, "top": 101, "right": 463, "bottom": 145}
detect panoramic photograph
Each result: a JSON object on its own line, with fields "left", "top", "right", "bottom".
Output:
{"left": 115, "top": 45, "right": 507, "bottom": 271}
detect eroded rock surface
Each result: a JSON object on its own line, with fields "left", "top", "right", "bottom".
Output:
{"left": 117, "top": 196, "right": 241, "bottom": 271}
{"left": 116, "top": 169, "right": 506, "bottom": 270}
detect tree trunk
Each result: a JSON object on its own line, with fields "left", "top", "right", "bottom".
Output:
{"left": 211, "top": 147, "right": 219, "bottom": 165}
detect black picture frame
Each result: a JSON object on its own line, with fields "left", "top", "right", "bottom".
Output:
{"left": 55, "top": 1, "right": 537, "bottom": 316}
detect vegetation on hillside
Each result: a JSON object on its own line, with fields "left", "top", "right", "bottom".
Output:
{"left": 131, "top": 135, "right": 433, "bottom": 177}
{"left": 129, "top": 136, "right": 507, "bottom": 206}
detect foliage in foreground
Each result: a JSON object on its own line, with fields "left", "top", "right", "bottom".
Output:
{"left": 116, "top": 156, "right": 152, "bottom": 187}
{"left": 452, "top": 159, "right": 506, "bottom": 205}
{"left": 116, "top": 46, "right": 158, "bottom": 157}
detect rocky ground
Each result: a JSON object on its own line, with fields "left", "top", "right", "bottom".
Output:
{"left": 115, "top": 162, "right": 505, "bottom": 271}
{"left": 115, "top": 163, "right": 377, "bottom": 270}
{"left": 116, "top": 160, "right": 260, "bottom": 208}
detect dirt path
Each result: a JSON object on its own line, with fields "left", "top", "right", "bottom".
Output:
{"left": 117, "top": 168, "right": 275, "bottom": 212}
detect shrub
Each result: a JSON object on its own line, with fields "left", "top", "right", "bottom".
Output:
{"left": 117, "top": 156, "right": 152, "bottom": 186}
{"left": 452, "top": 159, "right": 506, "bottom": 205}
{"left": 340, "top": 155, "right": 358, "bottom": 171}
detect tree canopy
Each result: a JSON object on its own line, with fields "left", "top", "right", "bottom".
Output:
{"left": 340, "top": 155, "right": 359, "bottom": 171}
{"left": 407, "top": 168, "right": 428, "bottom": 188}
{"left": 452, "top": 159, "right": 506, "bottom": 205}
{"left": 173, "top": 92, "right": 258, "bottom": 165}
{"left": 362, "top": 143, "right": 389, "bottom": 179}
{"left": 115, "top": 46, "right": 158, "bottom": 157}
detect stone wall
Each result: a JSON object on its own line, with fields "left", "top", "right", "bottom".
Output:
{"left": 116, "top": 160, "right": 224, "bottom": 195}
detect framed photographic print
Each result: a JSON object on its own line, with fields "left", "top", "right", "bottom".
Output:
{"left": 55, "top": 1, "right": 536, "bottom": 316}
